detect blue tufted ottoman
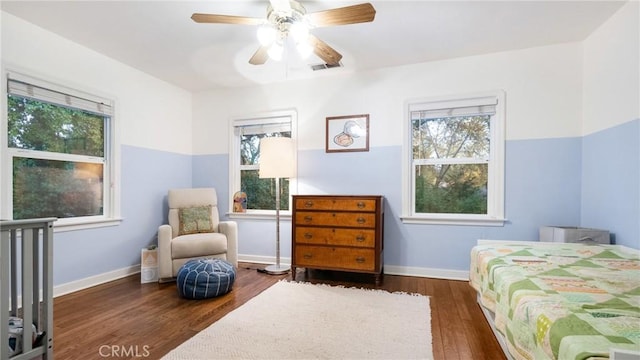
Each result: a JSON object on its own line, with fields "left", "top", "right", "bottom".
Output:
{"left": 176, "top": 259, "right": 236, "bottom": 299}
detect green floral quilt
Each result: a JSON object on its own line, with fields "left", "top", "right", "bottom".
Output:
{"left": 470, "top": 242, "right": 640, "bottom": 360}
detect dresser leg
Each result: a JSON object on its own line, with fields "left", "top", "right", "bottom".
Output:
{"left": 291, "top": 266, "right": 297, "bottom": 281}
{"left": 375, "top": 273, "right": 383, "bottom": 286}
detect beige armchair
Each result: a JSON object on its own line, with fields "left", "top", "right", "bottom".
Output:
{"left": 157, "top": 188, "right": 238, "bottom": 282}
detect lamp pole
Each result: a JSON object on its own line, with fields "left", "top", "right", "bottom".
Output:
{"left": 264, "top": 176, "right": 289, "bottom": 274}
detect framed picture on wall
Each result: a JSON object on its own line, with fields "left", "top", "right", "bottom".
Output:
{"left": 326, "top": 114, "right": 370, "bottom": 153}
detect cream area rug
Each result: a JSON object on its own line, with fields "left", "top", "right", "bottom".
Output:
{"left": 162, "top": 280, "right": 433, "bottom": 360}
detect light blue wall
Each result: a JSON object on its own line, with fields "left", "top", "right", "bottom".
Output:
{"left": 192, "top": 136, "right": 584, "bottom": 271}
{"left": 192, "top": 154, "right": 229, "bottom": 215}
{"left": 581, "top": 119, "right": 640, "bottom": 248}
{"left": 52, "top": 145, "right": 192, "bottom": 285}
{"left": 50, "top": 122, "right": 637, "bottom": 286}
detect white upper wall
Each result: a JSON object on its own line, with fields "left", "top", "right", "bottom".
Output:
{"left": 1, "top": 12, "right": 193, "bottom": 155}
{"left": 583, "top": 1, "right": 640, "bottom": 135}
{"left": 6, "top": 0, "right": 634, "bottom": 157}
{"left": 193, "top": 41, "right": 584, "bottom": 155}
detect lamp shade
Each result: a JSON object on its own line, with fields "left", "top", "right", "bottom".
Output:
{"left": 259, "top": 137, "right": 296, "bottom": 179}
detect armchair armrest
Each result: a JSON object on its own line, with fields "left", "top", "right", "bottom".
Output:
{"left": 218, "top": 221, "right": 238, "bottom": 268}
{"left": 157, "top": 224, "right": 173, "bottom": 281}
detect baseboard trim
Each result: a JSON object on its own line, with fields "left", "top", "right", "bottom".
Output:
{"left": 383, "top": 265, "right": 469, "bottom": 281}
{"left": 239, "top": 254, "right": 291, "bottom": 265}
{"left": 54, "top": 265, "right": 140, "bottom": 298}
{"left": 51, "top": 259, "right": 469, "bottom": 297}
{"left": 239, "top": 254, "right": 468, "bottom": 281}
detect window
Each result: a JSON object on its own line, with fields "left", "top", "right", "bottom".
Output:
{"left": 229, "top": 110, "right": 296, "bottom": 216}
{"left": 3, "top": 72, "right": 119, "bottom": 229}
{"left": 402, "top": 91, "right": 505, "bottom": 226}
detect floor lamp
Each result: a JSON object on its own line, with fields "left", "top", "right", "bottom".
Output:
{"left": 259, "top": 137, "right": 296, "bottom": 275}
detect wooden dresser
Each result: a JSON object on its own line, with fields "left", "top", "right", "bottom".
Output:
{"left": 291, "top": 195, "right": 384, "bottom": 284}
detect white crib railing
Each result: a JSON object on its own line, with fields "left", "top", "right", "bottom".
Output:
{"left": 1, "top": 218, "right": 55, "bottom": 360}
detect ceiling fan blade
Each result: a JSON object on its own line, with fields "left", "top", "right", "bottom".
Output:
{"left": 191, "top": 13, "right": 263, "bottom": 25}
{"left": 249, "top": 46, "right": 270, "bottom": 65}
{"left": 306, "top": 3, "right": 376, "bottom": 28}
{"left": 308, "top": 34, "right": 342, "bottom": 65}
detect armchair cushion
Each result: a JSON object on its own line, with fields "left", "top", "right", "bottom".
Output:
{"left": 178, "top": 205, "right": 214, "bottom": 235}
{"left": 171, "top": 232, "right": 228, "bottom": 259}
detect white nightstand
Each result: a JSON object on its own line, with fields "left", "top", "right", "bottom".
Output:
{"left": 539, "top": 226, "right": 610, "bottom": 245}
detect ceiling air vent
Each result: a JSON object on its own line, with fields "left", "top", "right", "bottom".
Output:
{"left": 310, "top": 62, "right": 343, "bottom": 71}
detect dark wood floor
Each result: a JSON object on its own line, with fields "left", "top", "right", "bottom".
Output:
{"left": 52, "top": 263, "right": 506, "bottom": 360}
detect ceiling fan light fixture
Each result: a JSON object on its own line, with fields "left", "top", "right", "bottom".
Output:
{"left": 296, "top": 40, "right": 313, "bottom": 59}
{"left": 267, "top": 42, "right": 284, "bottom": 61}
{"left": 257, "top": 24, "right": 277, "bottom": 46}
{"left": 289, "top": 21, "right": 309, "bottom": 43}
{"left": 192, "top": 1, "right": 377, "bottom": 66}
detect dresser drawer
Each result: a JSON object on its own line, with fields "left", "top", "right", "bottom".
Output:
{"left": 295, "top": 227, "right": 375, "bottom": 247}
{"left": 295, "top": 211, "right": 376, "bottom": 228}
{"left": 295, "top": 198, "right": 377, "bottom": 212}
{"left": 295, "top": 245, "right": 376, "bottom": 271}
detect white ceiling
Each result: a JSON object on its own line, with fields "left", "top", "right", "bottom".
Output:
{"left": 1, "top": 1, "right": 627, "bottom": 92}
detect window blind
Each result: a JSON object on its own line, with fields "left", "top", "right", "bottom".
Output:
{"left": 234, "top": 117, "right": 291, "bottom": 136}
{"left": 7, "top": 76, "right": 113, "bottom": 116}
{"left": 409, "top": 95, "right": 497, "bottom": 120}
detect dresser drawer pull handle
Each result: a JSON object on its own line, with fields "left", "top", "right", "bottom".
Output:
{"left": 357, "top": 202, "right": 365, "bottom": 209}
{"left": 304, "top": 232, "right": 313, "bottom": 239}
{"left": 357, "top": 217, "right": 366, "bottom": 224}
{"left": 303, "top": 254, "right": 313, "bottom": 259}
{"left": 304, "top": 201, "right": 314, "bottom": 208}
{"left": 304, "top": 216, "right": 313, "bottom": 222}
{"left": 355, "top": 235, "right": 365, "bottom": 242}
{"left": 355, "top": 257, "right": 366, "bottom": 263}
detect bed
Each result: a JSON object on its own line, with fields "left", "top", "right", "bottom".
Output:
{"left": 470, "top": 240, "right": 640, "bottom": 360}
{"left": 1, "top": 218, "right": 55, "bottom": 359}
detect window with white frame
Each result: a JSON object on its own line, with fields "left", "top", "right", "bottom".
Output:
{"left": 403, "top": 91, "right": 505, "bottom": 226}
{"left": 230, "top": 111, "right": 296, "bottom": 214}
{"left": 3, "top": 72, "right": 118, "bottom": 227}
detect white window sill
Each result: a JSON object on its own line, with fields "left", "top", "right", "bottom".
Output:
{"left": 53, "top": 217, "right": 123, "bottom": 232}
{"left": 400, "top": 215, "right": 506, "bottom": 227}
{"left": 227, "top": 211, "right": 292, "bottom": 221}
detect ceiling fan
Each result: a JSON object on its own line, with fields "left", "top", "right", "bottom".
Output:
{"left": 191, "top": 0, "right": 376, "bottom": 66}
